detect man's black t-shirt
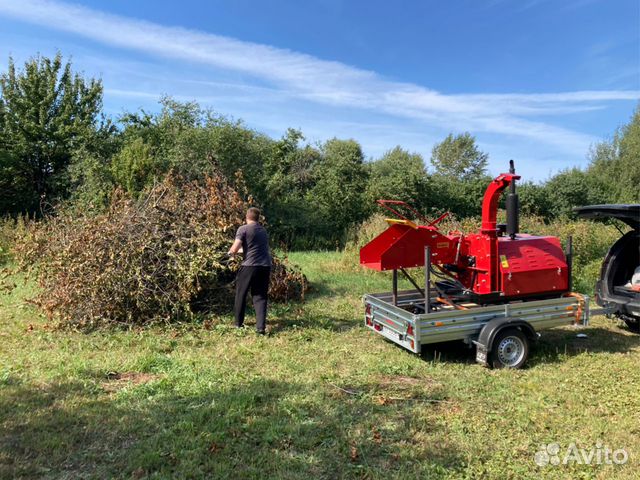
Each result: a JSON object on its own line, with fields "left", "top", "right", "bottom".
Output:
{"left": 235, "top": 222, "right": 272, "bottom": 267}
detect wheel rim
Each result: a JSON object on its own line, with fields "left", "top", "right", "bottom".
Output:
{"left": 497, "top": 335, "right": 525, "bottom": 367}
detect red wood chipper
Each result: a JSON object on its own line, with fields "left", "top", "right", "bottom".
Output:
{"left": 360, "top": 161, "right": 587, "bottom": 368}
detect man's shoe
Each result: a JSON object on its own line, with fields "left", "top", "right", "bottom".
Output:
{"left": 256, "top": 330, "right": 266, "bottom": 335}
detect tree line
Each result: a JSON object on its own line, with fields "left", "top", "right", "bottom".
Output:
{"left": 1, "top": 54, "right": 638, "bottom": 249}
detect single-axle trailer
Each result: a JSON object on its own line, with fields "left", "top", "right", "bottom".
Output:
{"left": 363, "top": 289, "right": 589, "bottom": 368}
{"left": 359, "top": 161, "right": 591, "bottom": 368}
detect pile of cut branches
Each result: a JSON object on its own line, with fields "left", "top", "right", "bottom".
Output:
{"left": 15, "top": 173, "right": 307, "bottom": 328}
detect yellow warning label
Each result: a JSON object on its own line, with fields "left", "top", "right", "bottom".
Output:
{"left": 437, "top": 242, "right": 449, "bottom": 249}
{"left": 500, "top": 254, "right": 509, "bottom": 269}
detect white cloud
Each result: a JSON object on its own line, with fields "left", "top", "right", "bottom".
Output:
{"left": 0, "top": 0, "right": 637, "bottom": 157}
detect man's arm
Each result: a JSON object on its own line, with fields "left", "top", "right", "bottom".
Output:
{"left": 228, "top": 238, "right": 243, "bottom": 256}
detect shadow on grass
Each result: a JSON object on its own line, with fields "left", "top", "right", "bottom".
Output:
{"left": 307, "top": 275, "right": 411, "bottom": 299}
{"left": 266, "top": 283, "right": 366, "bottom": 334}
{"left": 364, "top": 327, "right": 640, "bottom": 366}
{"left": 418, "top": 341, "right": 477, "bottom": 365}
{"left": 389, "top": 325, "right": 640, "bottom": 368}
{"left": 0, "top": 377, "right": 464, "bottom": 479}
{"left": 268, "top": 311, "right": 360, "bottom": 334}
{"left": 531, "top": 324, "right": 640, "bottom": 365}
{"left": 300, "top": 278, "right": 371, "bottom": 303}
{"left": 233, "top": 300, "right": 359, "bottom": 334}
{"left": 303, "top": 279, "right": 345, "bottom": 297}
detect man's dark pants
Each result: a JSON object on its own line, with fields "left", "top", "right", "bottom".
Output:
{"left": 234, "top": 266, "right": 271, "bottom": 332}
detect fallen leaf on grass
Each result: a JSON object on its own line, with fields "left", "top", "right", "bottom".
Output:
{"left": 131, "top": 467, "right": 145, "bottom": 479}
{"left": 372, "top": 428, "right": 382, "bottom": 444}
{"left": 209, "top": 442, "right": 222, "bottom": 453}
{"left": 442, "top": 402, "right": 462, "bottom": 416}
{"left": 350, "top": 445, "right": 359, "bottom": 462}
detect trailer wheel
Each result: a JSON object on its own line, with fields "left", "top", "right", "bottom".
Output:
{"left": 490, "top": 328, "right": 529, "bottom": 369}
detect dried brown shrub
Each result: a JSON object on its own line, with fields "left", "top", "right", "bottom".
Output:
{"left": 15, "top": 172, "right": 307, "bottom": 327}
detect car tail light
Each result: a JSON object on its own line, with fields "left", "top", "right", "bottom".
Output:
{"left": 374, "top": 323, "right": 382, "bottom": 332}
{"left": 407, "top": 324, "right": 414, "bottom": 336}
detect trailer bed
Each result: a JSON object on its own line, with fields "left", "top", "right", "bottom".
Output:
{"left": 364, "top": 289, "right": 589, "bottom": 356}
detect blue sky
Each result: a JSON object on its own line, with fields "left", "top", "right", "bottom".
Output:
{"left": 0, "top": 0, "right": 638, "bottom": 181}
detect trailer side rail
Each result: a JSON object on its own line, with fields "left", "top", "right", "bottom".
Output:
{"left": 364, "top": 290, "right": 588, "bottom": 354}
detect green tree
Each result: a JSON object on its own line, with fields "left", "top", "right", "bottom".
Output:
{"left": 110, "top": 137, "right": 157, "bottom": 195}
{"left": 428, "top": 173, "right": 492, "bottom": 218}
{"left": 542, "top": 168, "right": 611, "bottom": 217}
{"left": 518, "top": 181, "right": 552, "bottom": 218}
{"left": 262, "top": 129, "right": 309, "bottom": 199}
{"left": 366, "top": 147, "right": 428, "bottom": 209}
{"left": 308, "top": 138, "right": 369, "bottom": 243}
{"left": 430, "top": 132, "right": 488, "bottom": 180}
{"left": 66, "top": 147, "right": 116, "bottom": 212}
{"left": 66, "top": 123, "right": 122, "bottom": 212}
{"left": 587, "top": 105, "right": 640, "bottom": 203}
{"left": 107, "top": 98, "right": 273, "bottom": 200}
{"left": 0, "top": 53, "right": 105, "bottom": 214}
{"left": 260, "top": 129, "right": 322, "bottom": 247}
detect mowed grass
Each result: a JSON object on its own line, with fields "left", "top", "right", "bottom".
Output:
{"left": 1, "top": 251, "right": 640, "bottom": 479}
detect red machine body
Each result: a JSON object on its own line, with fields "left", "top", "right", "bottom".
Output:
{"left": 360, "top": 168, "right": 569, "bottom": 301}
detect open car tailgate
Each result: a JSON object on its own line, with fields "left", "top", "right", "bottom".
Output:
{"left": 574, "top": 204, "right": 640, "bottom": 230}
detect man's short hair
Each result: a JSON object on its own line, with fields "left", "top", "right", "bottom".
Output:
{"left": 246, "top": 207, "right": 261, "bottom": 222}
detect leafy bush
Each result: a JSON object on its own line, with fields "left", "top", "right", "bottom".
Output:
{"left": 344, "top": 214, "right": 389, "bottom": 253}
{"left": 14, "top": 172, "right": 307, "bottom": 328}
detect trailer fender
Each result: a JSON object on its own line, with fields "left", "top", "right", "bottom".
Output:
{"left": 474, "top": 318, "right": 537, "bottom": 366}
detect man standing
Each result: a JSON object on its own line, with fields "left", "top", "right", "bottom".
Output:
{"left": 227, "top": 207, "right": 272, "bottom": 334}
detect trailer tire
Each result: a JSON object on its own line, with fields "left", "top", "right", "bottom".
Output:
{"left": 489, "top": 328, "right": 529, "bottom": 369}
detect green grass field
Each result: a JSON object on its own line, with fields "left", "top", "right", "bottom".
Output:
{"left": 1, "top": 251, "right": 639, "bottom": 479}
